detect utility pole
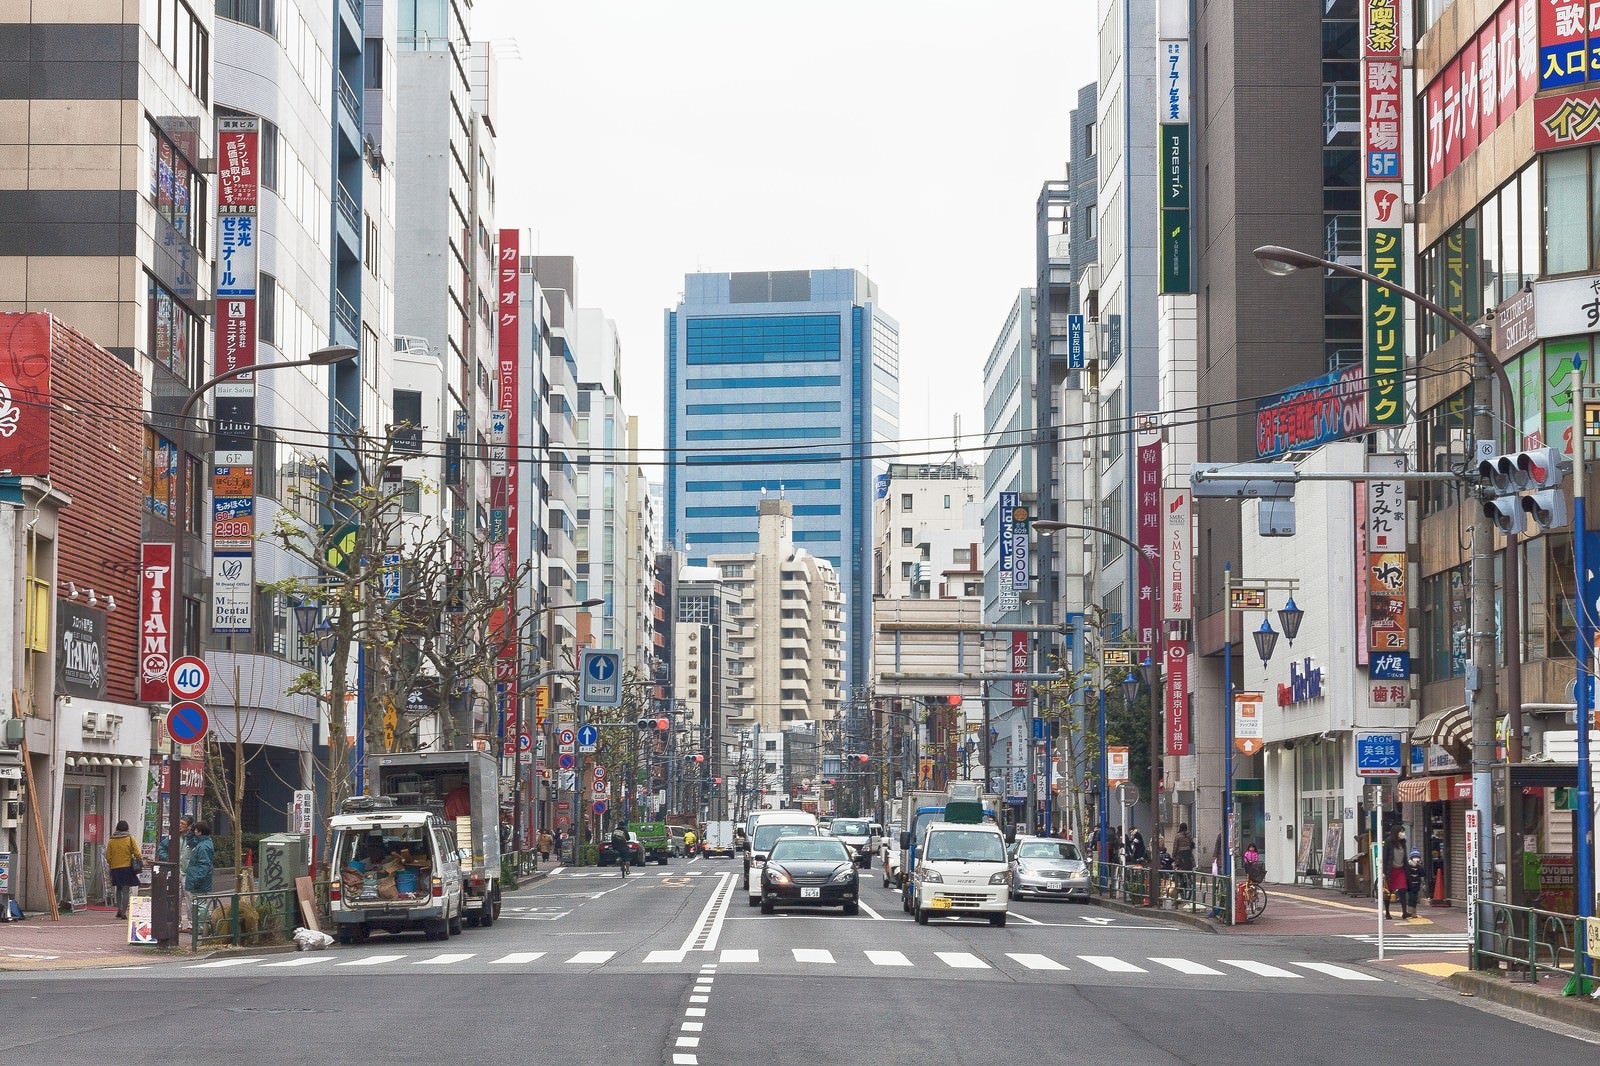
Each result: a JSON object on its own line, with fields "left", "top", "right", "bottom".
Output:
{"left": 1467, "top": 336, "right": 1498, "bottom": 943}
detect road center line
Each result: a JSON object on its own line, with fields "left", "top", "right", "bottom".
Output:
{"left": 680, "top": 871, "right": 733, "bottom": 953}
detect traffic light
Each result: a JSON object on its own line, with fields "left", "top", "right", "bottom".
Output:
{"left": 1479, "top": 446, "right": 1568, "bottom": 532}
{"left": 636, "top": 717, "right": 669, "bottom": 731}
{"left": 685, "top": 753, "right": 704, "bottom": 763}
{"left": 947, "top": 694, "right": 962, "bottom": 708}
{"left": 444, "top": 436, "right": 462, "bottom": 486}
{"left": 846, "top": 753, "right": 869, "bottom": 764}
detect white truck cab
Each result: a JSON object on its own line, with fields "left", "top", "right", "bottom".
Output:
{"left": 911, "top": 821, "right": 1010, "bottom": 927}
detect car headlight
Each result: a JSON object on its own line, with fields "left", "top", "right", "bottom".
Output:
{"left": 920, "top": 867, "right": 943, "bottom": 883}
{"left": 989, "top": 871, "right": 1010, "bottom": 885}
{"left": 765, "top": 867, "right": 791, "bottom": 886}
{"left": 829, "top": 866, "right": 856, "bottom": 885}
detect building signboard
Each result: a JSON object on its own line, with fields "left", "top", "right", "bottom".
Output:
{"left": 1165, "top": 640, "right": 1190, "bottom": 756}
{"left": 1135, "top": 431, "right": 1163, "bottom": 646}
{"left": 0, "top": 312, "right": 52, "bottom": 475}
{"left": 1423, "top": 0, "right": 1539, "bottom": 190}
{"left": 1011, "top": 631, "right": 1029, "bottom": 707}
{"left": 1365, "top": 226, "right": 1406, "bottom": 426}
{"left": 1254, "top": 364, "right": 1368, "bottom": 458}
{"left": 56, "top": 601, "right": 106, "bottom": 700}
{"left": 1162, "top": 488, "right": 1191, "bottom": 620}
{"left": 137, "top": 543, "right": 175, "bottom": 703}
{"left": 211, "top": 553, "right": 254, "bottom": 635}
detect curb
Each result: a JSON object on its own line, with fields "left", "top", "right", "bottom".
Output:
{"left": 1445, "top": 970, "right": 1600, "bottom": 1031}
{"left": 1092, "top": 896, "right": 1220, "bottom": 933}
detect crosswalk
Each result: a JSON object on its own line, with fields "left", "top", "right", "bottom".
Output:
{"left": 163, "top": 946, "right": 1385, "bottom": 982}
{"left": 1338, "top": 933, "right": 1470, "bottom": 953}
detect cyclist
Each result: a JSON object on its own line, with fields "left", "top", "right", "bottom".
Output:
{"left": 610, "top": 826, "right": 631, "bottom": 876}
{"left": 684, "top": 829, "right": 697, "bottom": 856}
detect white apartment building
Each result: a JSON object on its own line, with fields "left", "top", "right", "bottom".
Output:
{"left": 875, "top": 461, "right": 984, "bottom": 600}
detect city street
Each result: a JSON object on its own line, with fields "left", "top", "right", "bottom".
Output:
{"left": 1, "top": 859, "right": 1593, "bottom": 1065}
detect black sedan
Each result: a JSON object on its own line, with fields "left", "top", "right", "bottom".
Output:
{"left": 595, "top": 831, "right": 645, "bottom": 867}
{"left": 759, "top": 837, "right": 860, "bottom": 915}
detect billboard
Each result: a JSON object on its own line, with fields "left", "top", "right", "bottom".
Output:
{"left": 0, "top": 312, "right": 52, "bottom": 475}
{"left": 1254, "top": 364, "right": 1369, "bottom": 458}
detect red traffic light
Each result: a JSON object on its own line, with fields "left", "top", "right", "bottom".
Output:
{"left": 947, "top": 694, "right": 962, "bottom": 706}
{"left": 691, "top": 753, "right": 705, "bottom": 762}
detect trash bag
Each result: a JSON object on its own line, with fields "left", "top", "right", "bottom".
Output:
{"left": 293, "top": 927, "right": 335, "bottom": 951}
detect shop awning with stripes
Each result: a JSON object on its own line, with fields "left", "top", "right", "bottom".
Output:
{"left": 1396, "top": 773, "right": 1472, "bottom": 803}
{"left": 1411, "top": 704, "right": 1471, "bottom": 750}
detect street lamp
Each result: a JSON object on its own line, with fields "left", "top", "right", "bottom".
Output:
{"left": 154, "top": 343, "right": 356, "bottom": 947}
{"left": 1120, "top": 669, "right": 1140, "bottom": 709}
{"left": 1253, "top": 244, "right": 1564, "bottom": 943}
{"left": 1252, "top": 617, "right": 1279, "bottom": 667}
{"left": 1034, "top": 518, "right": 1164, "bottom": 882}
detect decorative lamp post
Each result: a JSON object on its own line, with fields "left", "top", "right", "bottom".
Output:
{"left": 1253, "top": 617, "right": 1280, "bottom": 667}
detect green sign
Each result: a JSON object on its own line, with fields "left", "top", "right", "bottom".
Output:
{"left": 1162, "top": 124, "right": 1190, "bottom": 209}
{"left": 1160, "top": 208, "right": 1192, "bottom": 294}
{"left": 1365, "top": 227, "right": 1405, "bottom": 426}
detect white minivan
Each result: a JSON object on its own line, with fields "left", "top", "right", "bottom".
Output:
{"left": 744, "top": 810, "right": 820, "bottom": 905}
{"left": 910, "top": 821, "right": 1011, "bottom": 927}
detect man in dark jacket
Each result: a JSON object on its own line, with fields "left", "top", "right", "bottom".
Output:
{"left": 1173, "top": 822, "right": 1196, "bottom": 901}
{"left": 1125, "top": 828, "right": 1148, "bottom": 864}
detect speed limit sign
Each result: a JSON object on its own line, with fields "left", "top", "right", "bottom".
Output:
{"left": 167, "top": 656, "right": 210, "bottom": 700}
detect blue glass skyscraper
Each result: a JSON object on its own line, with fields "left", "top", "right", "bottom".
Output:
{"left": 665, "top": 269, "right": 899, "bottom": 703}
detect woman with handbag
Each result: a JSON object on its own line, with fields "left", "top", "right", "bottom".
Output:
{"left": 105, "top": 820, "right": 142, "bottom": 919}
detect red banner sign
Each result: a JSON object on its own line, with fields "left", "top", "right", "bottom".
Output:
{"left": 137, "top": 543, "right": 176, "bottom": 703}
{"left": 216, "top": 119, "right": 258, "bottom": 213}
{"left": 1135, "top": 431, "right": 1163, "bottom": 646}
{"left": 0, "top": 312, "right": 52, "bottom": 475}
{"left": 1011, "top": 631, "right": 1029, "bottom": 707}
{"left": 1165, "top": 641, "right": 1190, "bottom": 756}
{"left": 216, "top": 297, "right": 256, "bottom": 378}
{"left": 159, "top": 757, "right": 205, "bottom": 796}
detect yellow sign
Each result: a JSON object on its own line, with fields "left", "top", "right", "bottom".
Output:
{"left": 1588, "top": 916, "right": 1600, "bottom": 962}
{"left": 1103, "top": 649, "right": 1134, "bottom": 667}
{"left": 383, "top": 697, "right": 398, "bottom": 752}
{"left": 536, "top": 685, "right": 550, "bottom": 713}
{"left": 1229, "top": 588, "right": 1267, "bottom": 610}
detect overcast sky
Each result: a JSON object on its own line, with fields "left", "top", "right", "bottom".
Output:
{"left": 473, "top": 0, "right": 1096, "bottom": 465}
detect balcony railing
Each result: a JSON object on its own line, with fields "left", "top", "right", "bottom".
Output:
{"left": 1324, "top": 83, "right": 1359, "bottom": 144}
{"left": 336, "top": 179, "right": 359, "bottom": 231}
{"left": 335, "top": 71, "right": 360, "bottom": 121}
{"left": 334, "top": 289, "right": 359, "bottom": 339}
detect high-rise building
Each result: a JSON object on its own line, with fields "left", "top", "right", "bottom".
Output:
{"left": 708, "top": 499, "right": 845, "bottom": 732}
{"left": 665, "top": 269, "right": 899, "bottom": 705}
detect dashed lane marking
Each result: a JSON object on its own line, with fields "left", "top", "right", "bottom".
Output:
{"left": 566, "top": 951, "right": 616, "bottom": 964}
{"left": 1007, "top": 953, "right": 1069, "bottom": 971}
{"left": 792, "top": 948, "right": 834, "bottom": 964}
{"left": 489, "top": 952, "right": 546, "bottom": 965}
{"left": 864, "top": 950, "right": 912, "bottom": 967}
{"left": 336, "top": 954, "right": 407, "bottom": 967}
{"left": 934, "top": 952, "right": 988, "bottom": 969}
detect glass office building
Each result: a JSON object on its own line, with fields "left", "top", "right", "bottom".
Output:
{"left": 665, "top": 269, "right": 899, "bottom": 700}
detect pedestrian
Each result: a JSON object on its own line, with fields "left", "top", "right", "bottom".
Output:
{"left": 1173, "top": 822, "right": 1196, "bottom": 901}
{"left": 1402, "top": 849, "right": 1424, "bottom": 919}
{"left": 1382, "top": 829, "right": 1407, "bottom": 919}
{"left": 1125, "top": 827, "right": 1148, "bottom": 864}
{"left": 538, "top": 829, "right": 554, "bottom": 862}
{"left": 1108, "top": 826, "right": 1123, "bottom": 866}
{"left": 1243, "top": 840, "right": 1260, "bottom": 867}
{"left": 185, "top": 821, "right": 215, "bottom": 896}
{"left": 105, "top": 820, "right": 142, "bottom": 919}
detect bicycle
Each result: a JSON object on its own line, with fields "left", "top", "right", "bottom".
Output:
{"left": 1241, "top": 861, "right": 1268, "bottom": 922}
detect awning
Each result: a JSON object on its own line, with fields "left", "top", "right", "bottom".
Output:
{"left": 1396, "top": 773, "right": 1472, "bottom": 803}
{"left": 1411, "top": 704, "right": 1471, "bottom": 750}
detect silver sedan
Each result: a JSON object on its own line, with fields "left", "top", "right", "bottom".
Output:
{"left": 1009, "top": 837, "right": 1091, "bottom": 901}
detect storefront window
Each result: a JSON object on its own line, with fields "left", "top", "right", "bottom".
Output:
{"left": 1422, "top": 563, "right": 1470, "bottom": 681}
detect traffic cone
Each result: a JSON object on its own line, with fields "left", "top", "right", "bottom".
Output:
{"left": 1430, "top": 870, "right": 1446, "bottom": 906}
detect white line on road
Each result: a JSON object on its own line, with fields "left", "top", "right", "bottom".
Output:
{"left": 689, "top": 995, "right": 708, "bottom": 1004}
{"left": 679, "top": 871, "right": 733, "bottom": 953}
{"left": 566, "top": 951, "right": 617, "bottom": 965}
{"left": 1009, "top": 912, "right": 1044, "bottom": 925}
{"left": 1148, "top": 957, "right": 1224, "bottom": 976}
{"left": 686, "top": 1008, "right": 706, "bottom": 1017}
{"left": 672, "top": 1056, "right": 697, "bottom": 1065}
{"left": 864, "top": 950, "right": 912, "bottom": 967}
{"left": 1219, "top": 959, "right": 1302, "bottom": 978}
{"left": 793, "top": 948, "right": 834, "bottom": 964}
{"left": 719, "top": 949, "right": 758, "bottom": 963}
{"left": 489, "top": 952, "right": 546, "bottom": 965}
{"left": 1006, "top": 953, "right": 1068, "bottom": 971}
{"left": 416, "top": 953, "right": 473, "bottom": 965}
{"left": 261, "top": 956, "right": 333, "bottom": 968}
{"left": 676, "top": 1037, "right": 700, "bottom": 1048}
{"left": 857, "top": 898, "right": 886, "bottom": 920}
{"left": 645, "top": 950, "right": 687, "bottom": 963}
{"left": 336, "top": 954, "right": 407, "bottom": 967}
{"left": 682, "top": 1022, "right": 704, "bottom": 1032}
{"left": 1294, "top": 961, "right": 1382, "bottom": 981}
{"left": 187, "top": 958, "right": 255, "bottom": 968}
{"left": 1078, "top": 955, "right": 1147, "bottom": 973}
{"left": 935, "top": 952, "right": 989, "bottom": 969}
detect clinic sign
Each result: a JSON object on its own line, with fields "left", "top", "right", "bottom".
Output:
{"left": 1363, "top": 0, "right": 1407, "bottom": 428}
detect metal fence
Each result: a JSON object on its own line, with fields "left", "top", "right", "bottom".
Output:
{"left": 1475, "top": 901, "right": 1596, "bottom": 990}
{"left": 189, "top": 888, "right": 299, "bottom": 951}
{"left": 1091, "top": 861, "right": 1237, "bottom": 925}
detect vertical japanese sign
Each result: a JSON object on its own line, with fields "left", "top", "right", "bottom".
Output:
{"left": 1165, "top": 641, "right": 1190, "bottom": 756}
{"left": 1538, "top": 0, "right": 1591, "bottom": 91}
{"left": 1011, "top": 631, "right": 1029, "bottom": 707}
{"left": 1363, "top": 0, "right": 1406, "bottom": 427}
{"left": 137, "top": 543, "right": 176, "bottom": 703}
{"left": 213, "top": 115, "right": 259, "bottom": 634}
{"left": 496, "top": 229, "right": 521, "bottom": 755}
{"left": 1158, "top": 11, "right": 1192, "bottom": 295}
{"left": 1134, "top": 429, "right": 1163, "bottom": 646}
{"left": 997, "top": 491, "right": 1020, "bottom": 613}
{"left": 1366, "top": 454, "right": 1411, "bottom": 692}
{"left": 1161, "top": 487, "right": 1191, "bottom": 620}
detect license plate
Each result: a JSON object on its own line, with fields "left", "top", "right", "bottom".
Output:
{"left": 1046, "top": 880, "right": 1063, "bottom": 891}
{"left": 801, "top": 887, "right": 820, "bottom": 899}
{"left": 929, "top": 896, "right": 952, "bottom": 909}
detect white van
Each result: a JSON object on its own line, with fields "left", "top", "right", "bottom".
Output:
{"left": 744, "top": 810, "right": 820, "bottom": 904}
{"left": 910, "top": 821, "right": 1010, "bottom": 927}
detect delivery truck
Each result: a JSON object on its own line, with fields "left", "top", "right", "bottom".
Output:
{"left": 368, "top": 749, "right": 503, "bottom": 926}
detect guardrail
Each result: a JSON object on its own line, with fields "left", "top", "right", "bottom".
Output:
{"left": 1091, "top": 860, "right": 1236, "bottom": 925}
{"left": 1476, "top": 900, "right": 1596, "bottom": 991}
{"left": 189, "top": 888, "right": 298, "bottom": 951}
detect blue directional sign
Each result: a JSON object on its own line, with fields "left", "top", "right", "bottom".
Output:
{"left": 1355, "top": 730, "right": 1403, "bottom": 777}
{"left": 579, "top": 649, "right": 622, "bottom": 708}
{"left": 577, "top": 724, "right": 599, "bottom": 750}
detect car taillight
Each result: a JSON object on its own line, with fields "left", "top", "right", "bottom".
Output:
{"left": 329, "top": 881, "right": 341, "bottom": 902}
{"left": 469, "top": 874, "right": 483, "bottom": 887}
{"left": 432, "top": 877, "right": 444, "bottom": 898}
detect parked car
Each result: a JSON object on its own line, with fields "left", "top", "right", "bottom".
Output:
{"left": 759, "top": 836, "right": 860, "bottom": 915}
{"left": 596, "top": 831, "right": 645, "bottom": 866}
{"left": 1009, "top": 836, "right": 1091, "bottom": 901}
{"left": 329, "top": 799, "right": 466, "bottom": 943}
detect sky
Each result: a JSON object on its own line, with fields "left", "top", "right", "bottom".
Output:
{"left": 473, "top": 0, "right": 1098, "bottom": 462}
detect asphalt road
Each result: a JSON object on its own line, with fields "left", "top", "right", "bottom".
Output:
{"left": 2, "top": 857, "right": 1592, "bottom": 1065}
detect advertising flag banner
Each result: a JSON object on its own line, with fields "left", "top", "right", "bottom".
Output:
{"left": 1162, "top": 487, "right": 1192, "bottom": 620}
{"left": 1135, "top": 431, "right": 1163, "bottom": 645}
{"left": 1165, "top": 641, "right": 1190, "bottom": 756}
{"left": 137, "top": 543, "right": 176, "bottom": 703}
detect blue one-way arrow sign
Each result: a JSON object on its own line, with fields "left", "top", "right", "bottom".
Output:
{"left": 577, "top": 724, "right": 599, "bottom": 750}
{"left": 579, "top": 649, "right": 622, "bottom": 708}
